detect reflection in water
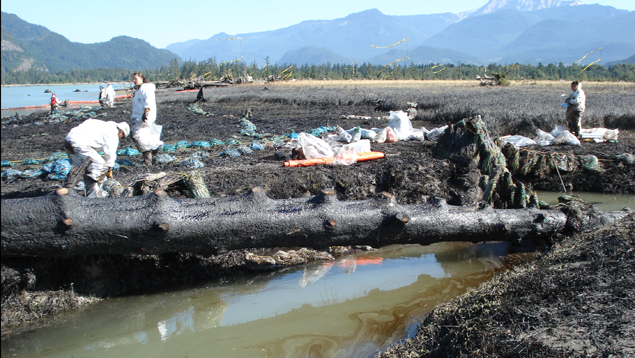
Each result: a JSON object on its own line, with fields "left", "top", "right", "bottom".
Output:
{"left": 535, "top": 190, "right": 634, "bottom": 212}
{"left": 2, "top": 241, "right": 539, "bottom": 358}
{"left": 157, "top": 306, "right": 195, "bottom": 341}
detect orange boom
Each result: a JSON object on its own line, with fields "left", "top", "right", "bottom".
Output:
{"left": 283, "top": 151, "right": 385, "bottom": 167}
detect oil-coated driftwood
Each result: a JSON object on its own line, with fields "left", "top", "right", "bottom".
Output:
{"left": 0, "top": 187, "right": 598, "bottom": 258}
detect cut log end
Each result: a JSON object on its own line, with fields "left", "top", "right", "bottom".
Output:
{"left": 395, "top": 213, "right": 410, "bottom": 223}
{"left": 56, "top": 188, "right": 70, "bottom": 196}
{"left": 154, "top": 189, "right": 167, "bottom": 197}
{"left": 158, "top": 223, "right": 169, "bottom": 232}
{"left": 62, "top": 218, "right": 73, "bottom": 226}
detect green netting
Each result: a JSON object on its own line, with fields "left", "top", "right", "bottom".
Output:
{"left": 513, "top": 181, "right": 528, "bottom": 208}
{"left": 531, "top": 155, "right": 551, "bottom": 179}
{"left": 615, "top": 153, "right": 635, "bottom": 165}
{"left": 483, "top": 171, "right": 501, "bottom": 203}
{"left": 502, "top": 143, "right": 520, "bottom": 174}
{"left": 551, "top": 153, "right": 579, "bottom": 173}
{"left": 494, "top": 171, "right": 516, "bottom": 209}
{"left": 528, "top": 194, "right": 540, "bottom": 208}
{"left": 519, "top": 151, "right": 538, "bottom": 176}
{"left": 578, "top": 155, "right": 603, "bottom": 173}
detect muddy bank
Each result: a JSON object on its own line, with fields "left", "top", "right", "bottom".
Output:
{"left": 2, "top": 81, "right": 634, "bottom": 340}
{"left": 377, "top": 212, "right": 634, "bottom": 358}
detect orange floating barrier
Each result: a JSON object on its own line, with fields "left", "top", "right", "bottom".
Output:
{"left": 283, "top": 151, "right": 384, "bottom": 167}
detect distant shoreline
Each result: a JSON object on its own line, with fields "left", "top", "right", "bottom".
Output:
{"left": 1, "top": 82, "right": 129, "bottom": 88}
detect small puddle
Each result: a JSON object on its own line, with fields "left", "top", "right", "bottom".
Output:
{"left": 535, "top": 190, "right": 634, "bottom": 212}
{"left": 2, "top": 242, "right": 543, "bottom": 358}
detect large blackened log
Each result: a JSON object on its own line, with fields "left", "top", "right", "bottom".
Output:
{"left": 1, "top": 187, "right": 598, "bottom": 258}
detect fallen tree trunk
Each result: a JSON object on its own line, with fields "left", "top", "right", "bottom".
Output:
{"left": 1, "top": 187, "right": 593, "bottom": 258}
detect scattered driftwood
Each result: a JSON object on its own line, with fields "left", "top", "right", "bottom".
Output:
{"left": 3, "top": 188, "right": 596, "bottom": 258}
{"left": 476, "top": 69, "right": 509, "bottom": 87}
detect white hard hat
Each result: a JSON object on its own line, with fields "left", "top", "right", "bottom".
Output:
{"left": 116, "top": 122, "right": 130, "bottom": 137}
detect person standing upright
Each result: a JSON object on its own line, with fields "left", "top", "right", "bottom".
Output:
{"left": 99, "top": 86, "right": 106, "bottom": 107}
{"left": 130, "top": 72, "right": 162, "bottom": 165}
{"left": 50, "top": 93, "right": 60, "bottom": 114}
{"left": 104, "top": 84, "right": 116, "bottom": 107}
{"left": 564, "top": 80, "right": 586, "bottom": 138}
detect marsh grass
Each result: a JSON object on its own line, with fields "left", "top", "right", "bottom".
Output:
{"left": 207, "top": 80, "right": 635, "bottom": 137}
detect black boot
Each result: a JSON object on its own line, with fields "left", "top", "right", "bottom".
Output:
{"left": 84, "top": 176, "right": 102, "bottom": 198}
{"left": 151, "top": 149, "right": 159, "bottom": 165}
{"left": 142, "top": 151, "right": 152, "bottom": 166}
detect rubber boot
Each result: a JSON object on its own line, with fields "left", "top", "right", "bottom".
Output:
{"left": 142, "top": 151, "right": 152, "bottom": 166}
{"left": 84, "top": 176, "right": 102, "bottom": 198}
{"left": 151, "top": 149, "right": 159, "bottom": 165}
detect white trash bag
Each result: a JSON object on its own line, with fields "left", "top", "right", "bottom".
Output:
{"left": 426, "top": 125, "right": 448, "bottom": 141}
{"left": 551, "top": 126, "right": 580, "bottom": 146}
{"left": 334, "top": 126, "right": 353, "bottom": 143}
{"left": 388, "top": 110, "right": 414, "bottom": 140}
{"left": 535, "top": 129, "right": 555, "bottom": 146}
{"left": 333, "top": 146, "right": 357, "bottom": 166}
{"left": 375, "top": 127, "right": 398, "bottom": 143}
{"left": 298, "top": 132, "right": 334, "bottom": 159}
{"left": 149, "top": 123, "right": 164, "bottom": 151}
{"left": 360, "top": 128, "right": 377, "bottom": 140}
{"left": 580, "top": 128, "right": 619, "bottom": 143}
{"left": 499, "top": 135, "right": 537, "bottom": 148}
{"left": 345, "top": 126, "right": 362, "bottom": 142}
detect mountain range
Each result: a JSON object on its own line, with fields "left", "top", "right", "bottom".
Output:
{"left": 1, "top": 12, "right": 179, "bottom": 74}
{"left": 2, "top": 0, "right": 634, "bottom": 75}
{"left": 167, "top": 0, "right": 634, "bottom": 66}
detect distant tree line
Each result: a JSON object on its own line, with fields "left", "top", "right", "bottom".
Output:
{"left": 2, "top": 57, "right": 634, "bottom": 85}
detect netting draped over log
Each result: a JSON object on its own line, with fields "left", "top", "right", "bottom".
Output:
{"left": 433, "top": 116, "right": 537, "bottom": 209}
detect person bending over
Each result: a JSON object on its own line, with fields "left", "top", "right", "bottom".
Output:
{"left": 64, "top": 119, "right": 130, "bottom": 197}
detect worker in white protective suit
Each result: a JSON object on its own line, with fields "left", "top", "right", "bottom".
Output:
{"left": 131, "top": 72, "right": 163, "bottom": 166}
{"left": 104, "top": 84, "right": 116, "bottom": 107}
{"left": 564, "top": 80, "right": 586, "bottom": 138}
{"left": 64, "top": 119, "right": 130, "bottom": 198}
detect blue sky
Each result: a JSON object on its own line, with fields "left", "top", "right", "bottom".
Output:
{"left": 2, "top": 0, "right": 633, "bottom": 49}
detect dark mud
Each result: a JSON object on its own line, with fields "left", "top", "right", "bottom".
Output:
{"left": 2, "top": 82, "right": 634, "bottom": 344}
{"left": 377, "top": 212, "right": 635, "bottom": 358}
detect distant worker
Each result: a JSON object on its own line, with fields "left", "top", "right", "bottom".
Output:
{"left": 99, "top": 86, "right": 106, "bottom": 107}
{"left": 64, "top": 119, "right": 130, "bottom": 198}
{"left": 50, "top": 93, "right": 60, "bottom": 114}
{"left": 563, "top": 80, "right": 586, "bottom": 138}
{"left": 130, "top": 72, "right": 163, "bottom": 166}
{"left": 104, "top": 84, "right": 116, "bottom": 107}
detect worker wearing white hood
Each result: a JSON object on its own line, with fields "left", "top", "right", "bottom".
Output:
{"left": 65, "top": 119, "right": 130, "bottom": 197}
{"left": 104, "top": 84, "right": 116, "bottom": 107}
{"left": 564, "top": 80, "right": 586, "bottom": 138}
{"left": 131, "top": 72, "right": 163, "bottom": 165}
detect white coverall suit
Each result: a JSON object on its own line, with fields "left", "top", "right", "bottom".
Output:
{"left": 564, "top": 83, "right": 586, "bottom": 137}
{"left": 65, "top": 119, "right": 121, "bottom": 197}
{"left": 130, "top": 82, "right": 163, "bottom": 153}
{"left": 104, "top": 84, "right": 116, "bottom": 107}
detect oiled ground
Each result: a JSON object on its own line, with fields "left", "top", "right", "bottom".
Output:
{"left": 2, "top": 81, "right": 634, "bottom": 353}
{"left": 2, "top": 81, "right": 634, "bottom": 201}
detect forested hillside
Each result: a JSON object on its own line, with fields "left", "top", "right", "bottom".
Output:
{"left": 1, "top": 12, "right": 180, "bottom": 74}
